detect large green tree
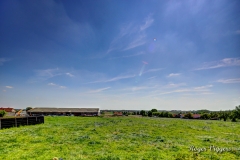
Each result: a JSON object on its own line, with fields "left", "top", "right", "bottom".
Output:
{"left": 26, "top": 107, "right": 33, "bottom": 111}
{"left": 151, "top": 109, "right": 158, "bottom": 112}
{"left": 140, "top": 110, "right": 146, "bottom": 116}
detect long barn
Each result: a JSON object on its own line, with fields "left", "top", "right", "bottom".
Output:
{"left": 27, "top": 108, "right": 99, "bottom": 116}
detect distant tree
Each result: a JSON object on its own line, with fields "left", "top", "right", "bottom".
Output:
{"left": 234, "top": 105, "right": 240, "bottom": 119}
{"left": 229, "top": 105, "right": 240, "bottom": 122}
{"left": 151, "top": 109, "right": 158, "bottom": 112}
{"left": 184, "top": 112, "right": 193, "bottom": 119}
{"left": 168, "top": 113, "right": 173, "bottom": 118}
{"left": 152, "top": 112, "right": 160, "bottom": 117}
{"left": 210, "top": 112, "right": 219, "bottom": 119}
{"left": 196, "top": 109, "right": 210, "bottom": 114}
{"left": 26, "top": 107, "right": 33, "bottom": 111}
{"left": 148, "top": 111, "right": 152, "bottom": 117}
{"left": 219, "top": 111, "right": 230, "bottom": 121}
{"left": 200, "top": 113, "right": 210, "bottom": 120}
{"left": 0, "top": 110, "right": 7, "bottom": 117}
{"left": 159, "top": 112, "right": 164, "bottom": 117}
{"left": 140, "top": 110, "right": 146, "bottom": 116}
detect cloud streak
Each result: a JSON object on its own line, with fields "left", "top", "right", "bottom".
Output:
{"left": 48, "top": 82, "right": 67, "bottom": 89}
{"left": 88, "top": 87, "right": 111, "bottom": 93}
{"left": 107, "top": 14, "right": 154, "bottom": 54}
{"left": 216, "top": 78, "right": 240, "bottom": 83}
{"left": 109, "top": 52, "right": 146, "bottom": 60}
{"left": 143, "top": 68, "right": 163, "bottom": 74}
{"left": 195, "top": 58, "right": 240, "bottom": 70}
{"left": 167, "top": 73, "right": 181, "bottom": 77}
{"left": 85, "top": 74, "right": 136, "bottom": 84}
{"left": 6, "top": 86, "right": 13, "bottom": 89}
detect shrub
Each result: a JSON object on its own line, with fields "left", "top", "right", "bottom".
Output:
{"left": 0, "top": 110, "right": 7, "bottom": 117}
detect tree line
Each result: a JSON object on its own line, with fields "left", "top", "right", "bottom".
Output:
{"left": 138, "top": 105, "right": 240, "bottom": 122}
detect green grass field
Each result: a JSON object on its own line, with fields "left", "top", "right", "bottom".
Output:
{"left": 0, "top": 117, "right": 239, "bottom": 160}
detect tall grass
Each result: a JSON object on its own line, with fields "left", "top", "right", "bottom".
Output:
{"left": 0, "top": 117, "right": 239, "bottom": 159}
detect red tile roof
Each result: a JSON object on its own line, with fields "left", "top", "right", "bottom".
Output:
{"left": 0, "top": 107, "right": 14, "bottom": 112}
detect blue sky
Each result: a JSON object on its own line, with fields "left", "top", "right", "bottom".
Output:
{"left": 0, "top": 0, "right": 240, "bottom": 110}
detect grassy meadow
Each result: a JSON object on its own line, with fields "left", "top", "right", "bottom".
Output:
{"left": 0, "top": 116, "right": 240, "bottom": 160}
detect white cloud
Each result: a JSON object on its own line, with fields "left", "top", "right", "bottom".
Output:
{"left": 159, "top": 89, "right": 190, "bottom": 95}
{"left": 0, "top": 58, "right": 10, "bottom": 66}
{"left": 195, "top": 58, "right": 240, "bottom": 70}
{"left": 6, "top": 86, "right": 13, "bottom": 89}
{"left": 48, "top": 83, "right": 67, "bottom": 89}
{"left": 131, "top": 85, "right": 158, "bottom": 92}
{"left": 236, "top": 30, "right": 240, "bottom": 34}
{"left": 217, "top": 78, "right": 240, "bottom": 83}
{"left": 194, "top": 85, "right": 213, "bottom": 90}
{"left": 167, "top": 73, "right": 181, "bottom": 77}
{"left": 48, "top": 83, "right": 56, "bottom": 86}
{"left": 88, "top": 87, "right": 111, "bottom": 93}
{"left": 59, "top": 86, "right": 67, "bottom": 89}
{"left": 164, "top": 83, "right": 186, "bottom": 88}
{"left": 66, "top": 73, "right": 74, "bottom": 77}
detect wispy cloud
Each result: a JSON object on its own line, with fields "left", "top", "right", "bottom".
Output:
{"left": 30, "top": 68, "right": 75, "bottom": 82}
{"left": 109, "top": 52, "right": 146, "bottom": 60}
{"left": 88, "top": 87, "right": 111, "bottom": 93}
{"left": 48, "top": 82, "right": 67, "bottom": 89}
{"left": 194, "top": 85, "right": 213, "bottom": 91}
{"left": 6, "top": 86, "right": 13, "bottom": 89}
{"left": 216, "top": 78, "right": 240, "bottom": 83}
{"left": 167, "top": 73, "right": 181, "bottom": 77}
{"left": 107, "top": 14, "right": 154, "bottom": 54}
{"left": 159, "top": 89, "right": 190, "bottom": 95}
{"left": 143, "top": 68, "right": 163, "bottom": 74}
{"left": 48, "top": 83, "right": 57, "bottom": 86}
{"left": 66, "top": 73, "right": 74, "bottom": 77}
{"left": 123, "top": 34, "right": 146, "bottom": 51}
{"left": 146, "top": 84, "right": 213, "bottom": 97}
{"left": 85, "top": 74, "right": 136, "bottom": 84}
{"left": 140, "top": 15, "right": 154, "bottom": 31}
{"left": 0, "top": 58, "right": 10, "bottom": 66}
{"left": 59, "top": 86, "right": 67, "bottom": 89}
{"left": 194, "top": 58, "right": 240, "bottom": 70}
{"left": 164, "top": 83, "right": 186, "bottom": 88}
{"left": 236, "top": 30, "right": 240, "bottom": 34}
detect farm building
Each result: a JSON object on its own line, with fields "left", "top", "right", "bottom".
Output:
{"left": 0, "top": 107, "right": 16, "bottom": 116}
{"left": 113, "top": 112, "right": 123, "bottom": 116}
{"left": 27, "top": 108, "right": 99, "bottom": 116}
{"left": 0, "top": 107, "right": 15, "bottom": 112}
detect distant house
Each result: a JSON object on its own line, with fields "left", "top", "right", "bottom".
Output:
{"left": 27, "top": 108, "right": 99, "bottom": 116}
{"left": 192, "top": 114, "right": 201, "bottom": 119}
{"left": 113, "top": 112, "right": 123, "bottom": 116}
{"left": 0, "top": 107, "right": 15, "bottom": 113}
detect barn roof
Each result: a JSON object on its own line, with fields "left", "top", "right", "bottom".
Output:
{"left": 27, "top": 108, "right": 99, "bottom": 113}
{"left": 0, "top": 107, "right": 15, "bottom": 112}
